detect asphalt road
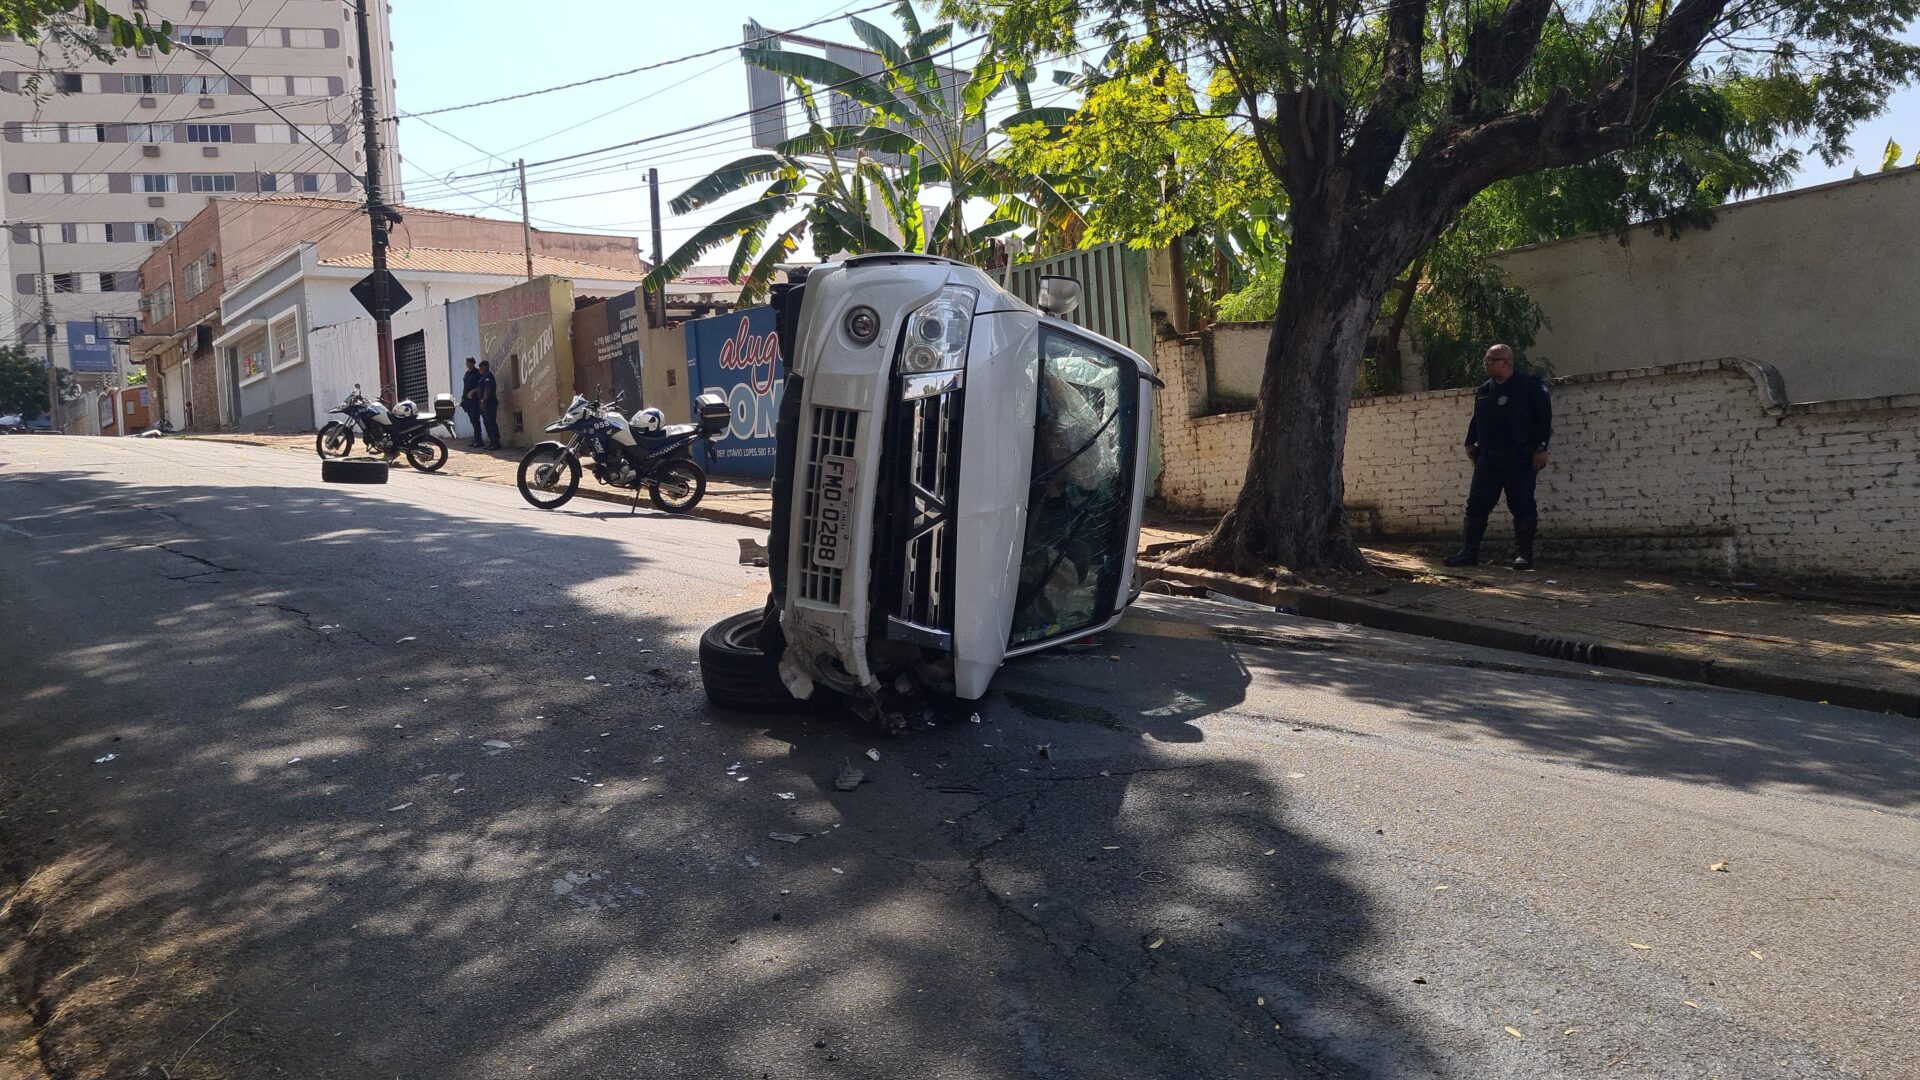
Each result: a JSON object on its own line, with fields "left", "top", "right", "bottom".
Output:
{"left": 2, "top": 437, "right": 1914, "bottom": 1080}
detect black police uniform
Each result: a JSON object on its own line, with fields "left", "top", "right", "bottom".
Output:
{"left": 460, "top": 366, "right": 483, "bottom": 446}
{"left": 476, "top": 369, "right": 501, "bottom": 449}
{"left": 1458, "top": 371, "right": 1552, "bottom": 562}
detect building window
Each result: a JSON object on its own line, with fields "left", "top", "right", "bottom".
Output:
{"left": 52, "top": 273, "right": 79, "bottom": 293}
{"left": 270, "top": 313, "right": 301, "bottom": 369}
{"left": 179, "top": 75, "right": 229, "bottom": 95}
{"left": 125, "top": 122, "right": 173, "bottom": 143}
{"left": 287, "top": 76, "right": 330, "bottom": 96}
{"left": 294, "top": 124, "right": 336, "bottom": 144}
{"left": 20, "top": 123, "right": 60, "bottom": 143}
{"left": 67, "top": 123, "right": 104, "bottom": 143}
{"left": 232, "top": 328, "right": 268, "bottom": 382}
{"left": 123, "top": 74, "right": 168, "bottom": 94}
{"left": 55, "top": 73, "right": 82, "bottom": 94}
{"left": 182, "top": 254, "right": 214, "bottom": 297}
{"left": 256, "top": 173, "right": 279, "bottom": 192}
{"left": 253, "top": 124, "right": 292, "bottom": 143}
{"left": 175, "top": 26, "right": 226, "bottom": 46}
{"left": 142, "top": 283, "right": 175, "bottom": 324}
{"left": 26, "top": 173, "right": 64, "bottom": 193}
{"left": 133, "top": 222, "right": 173, "bottom": 243}
{"left": 189, "top": 174, "right": 236, "bottom": 193}
{"left": 70, "top": 174, "right": 109, "bottom": 194}
{"left": 138, "top": 174, "right": 176, "bottom": 193}
{"left": 185, "top": 124, "right": 232, "bottom": 143}
{"left": 295, "top": 173, "right": 321, "bottom": 193}
{"left": 58, "top": 223, "right": 107, "bottom": 243}
{"left": 98, "top": 273, "right": 120, "bottom": 292}
{"left": 285, "top": 28, "right": 327, "bottom": 48}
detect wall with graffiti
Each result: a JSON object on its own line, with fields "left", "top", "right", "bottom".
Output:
{"left": 683, "top": 307, "right": 784, "bottom": 478}
{"left": 472, "top": 275, "right": 576, "bottom": 447}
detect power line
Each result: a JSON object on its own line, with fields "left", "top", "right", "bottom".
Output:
{"left": 390, "top": 0, "right": 894, "bottom": 121}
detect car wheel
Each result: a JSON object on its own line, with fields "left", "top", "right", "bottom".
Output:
{"left": 321, "top": 456, "right": 390, "bottom": 485}
{"left": 698, "top": 608, "right": 806, "bottom": 713}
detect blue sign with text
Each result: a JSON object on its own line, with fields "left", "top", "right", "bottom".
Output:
{"left": 65, "top": 320, "right": 114, "bottom": 373}
{"left": 684, "top": 306, "right": 784, "bottom": 478}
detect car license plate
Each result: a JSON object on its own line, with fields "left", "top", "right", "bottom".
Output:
{"left": 813, "top": 454, "right": 856, "bottom": 569}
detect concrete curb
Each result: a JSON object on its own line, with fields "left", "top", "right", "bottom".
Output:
{"left": 1136, "top": 559, "right": 1920, "bottom": 719}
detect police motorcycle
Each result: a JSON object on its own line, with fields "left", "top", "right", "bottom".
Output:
{"left": 515, "top": 390, "right": 730, "bottom": 513}
{"left": 314, "top": 384, "right": 455, "bottom": 473}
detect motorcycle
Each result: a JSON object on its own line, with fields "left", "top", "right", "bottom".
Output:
{"left": 516, "top": 391, "right": 728, "bottom": 513}
{"left": 315, "top": 385, "right": 454, "bottom": 473}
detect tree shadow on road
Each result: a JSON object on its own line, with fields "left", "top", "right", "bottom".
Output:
{"left": 0, "top": 468, "right": 1435, "bottom": 1079}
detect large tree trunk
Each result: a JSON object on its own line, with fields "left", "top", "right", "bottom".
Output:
{"left": 1177, "top": 204, "right": 1434, "bottom": 575}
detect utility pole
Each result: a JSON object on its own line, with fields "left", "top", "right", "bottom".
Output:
{"left": 648, "top": 167, "right": 666, "bottom": 326}
{"left": 517, "top": 159, "right": 534, "bottom": 282}
{"left": 353, "top": 0, "right": 397, "bottom": 404}
{"left": 32, "top": 224, "right": 62, "bottom": 434}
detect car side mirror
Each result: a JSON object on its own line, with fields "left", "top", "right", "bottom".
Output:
{"left": 1038, "top": 275, "right": 1081, "bottom": 318}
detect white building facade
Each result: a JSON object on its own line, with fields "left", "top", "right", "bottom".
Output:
{"left": 0, "top": 0, "right": 399, "bottom": 385}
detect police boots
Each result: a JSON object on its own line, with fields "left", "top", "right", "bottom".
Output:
{"left": 1512, "top": 519, "right": 1538, "bottom": 571}
{"left": 1443, "top": 515, "right": 1489, "bottom": 567}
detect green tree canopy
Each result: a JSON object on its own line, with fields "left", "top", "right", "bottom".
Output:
{"left": 947, "top": 0, "right": 1920, "bottom": 572}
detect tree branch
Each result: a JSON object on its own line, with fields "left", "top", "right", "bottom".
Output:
{"left": 1449, "top": 0, "right": 1558, "bottom": 121}
{"left": 1347, "top": 0, "right": 1430, "bottom": 194}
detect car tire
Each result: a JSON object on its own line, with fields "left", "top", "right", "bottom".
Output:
{"left": 321, "top": 456, "right": 389, "bottom": 485}
{"left": 699, "top": 608, "right": 807, "bottom": 713}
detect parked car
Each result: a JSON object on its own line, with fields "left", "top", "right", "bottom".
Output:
{"left": 699, "top": 254, "right": 1160, "bottom": 729}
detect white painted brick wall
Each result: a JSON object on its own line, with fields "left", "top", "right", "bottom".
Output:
{"left": 1152, "top": 342, "right": 1920, "bottom": 581}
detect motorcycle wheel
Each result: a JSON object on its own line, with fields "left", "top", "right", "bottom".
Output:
{"left": 648, "top": 458, "right": 707, "bottom": 513}
{"left": 404, "top": 435, "right": 448, "bottom": 473}
{"left": 516, "top": 444, "right": 580, "bottom": 509}
{"left": 315, "top": 422, "right": 355, "bottom": 459}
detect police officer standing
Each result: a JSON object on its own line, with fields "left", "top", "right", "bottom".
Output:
{"left": 475, "top": 359, "right": 502, "bottom": 451}
{"left": 1445, "top": 343, "right": 1552, "bottom": 570}
{"left": 459, "top": 357, "right": 483, "bottom": 448}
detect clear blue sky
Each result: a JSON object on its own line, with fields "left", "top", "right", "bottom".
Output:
{"left": 388, "top": 3, "right": 1918, "bottom": 258}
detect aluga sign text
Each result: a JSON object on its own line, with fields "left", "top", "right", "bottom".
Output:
{"left": 697, "top": 253, "right": 1162, "bottom": 730}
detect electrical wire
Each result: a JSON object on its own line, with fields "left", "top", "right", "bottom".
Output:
{"left": 389, "top": 0, "right": 894, "bottom": 121}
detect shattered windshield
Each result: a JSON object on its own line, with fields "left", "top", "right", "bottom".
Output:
{"left": 1008, "top": 330, "right": 1138, "bottom": 647}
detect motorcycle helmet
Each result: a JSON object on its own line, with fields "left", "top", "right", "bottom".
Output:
{"left": 634, "top": 407, "right": 666, "bottom": 434}
{"left": 392, "top": 399, "right": 419, "bottom": 419}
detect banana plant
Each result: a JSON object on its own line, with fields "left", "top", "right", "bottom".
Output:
{"left": 643, "top": 2, "right": 1081, "bottom": 303}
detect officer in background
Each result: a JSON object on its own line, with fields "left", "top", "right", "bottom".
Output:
{"left": 475, "top": 359, "right": 502, "bottom": 451}
{"left": 459, "top": 357, "right": 483, "bottom": 448}
{"left": 1445, "top": 343, "right": 1552, "bottom": 570}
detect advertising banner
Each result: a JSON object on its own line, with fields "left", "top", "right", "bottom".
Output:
{"left": 66, "top": 320, "right": 114, "bottom": 373}
{"left": 684, "top": 307, "right": 784, "bottom": 478}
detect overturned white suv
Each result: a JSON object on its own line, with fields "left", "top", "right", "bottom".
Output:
{"left": 698, "top": 253, "right": 1160, "bottom": 728}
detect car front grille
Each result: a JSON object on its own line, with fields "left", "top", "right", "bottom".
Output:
{"left": 880, "top": 386, "right": 961, "bottom": 647}
{"left": 798, "top": 405, "right": 859, "bottom": 605}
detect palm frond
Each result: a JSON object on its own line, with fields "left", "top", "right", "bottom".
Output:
{"left": 743, "top": 47, "right": 910, "bottom": 121}
{"left": 669, "top": 154, "right": 791, "bottom": 214}
{"left": 645, "top": 180, "right": 801, "bottom": 292}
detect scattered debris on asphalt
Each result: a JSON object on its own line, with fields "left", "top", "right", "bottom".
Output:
{"left": 395, "top": 636, "right": 416, "bottom": 643}
{"left": 1709, "top": 861, "right": 1730, "bottom": 872}
{"left": 93, "top": 753, "right": 117, "bottom": 763}
{"left": 387, "top": 802, "right": 411, "bottom": 812}
{"left": 776, "top": 792, "right": 796, "bottom": 800}
{"left": 767, "top": 832, "right": 807, "bottom": 844}
{"left": 833, "top": 764, "right": 865, "bottom": 791}
{"left": 865, "top": 748, "right": 881, "bottom": 762}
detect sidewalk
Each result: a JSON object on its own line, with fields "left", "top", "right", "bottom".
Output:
{"left": 189, "top": 433, "right": 1919, "bottom": 716}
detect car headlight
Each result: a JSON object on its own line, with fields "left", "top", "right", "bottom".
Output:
{"left": 898, "top": 285, "right": 976, "bottom": 374}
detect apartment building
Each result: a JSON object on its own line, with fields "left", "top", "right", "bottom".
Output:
{"left": 0, "top": 0, "right": 399, "bottom": 384}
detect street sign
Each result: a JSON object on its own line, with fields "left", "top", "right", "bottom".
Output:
{"left": 350, "top": 269, "right": 413, "bottom": 319}
{"left": 65, "top": 320, "right": 115, "bottom": 372}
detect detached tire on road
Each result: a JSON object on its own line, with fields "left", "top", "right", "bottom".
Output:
{"left": 321, "top": 456, "right": 389, "bottom": 485}
{"left": 699, "top": 608, "right": 806, "bottom": 713}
